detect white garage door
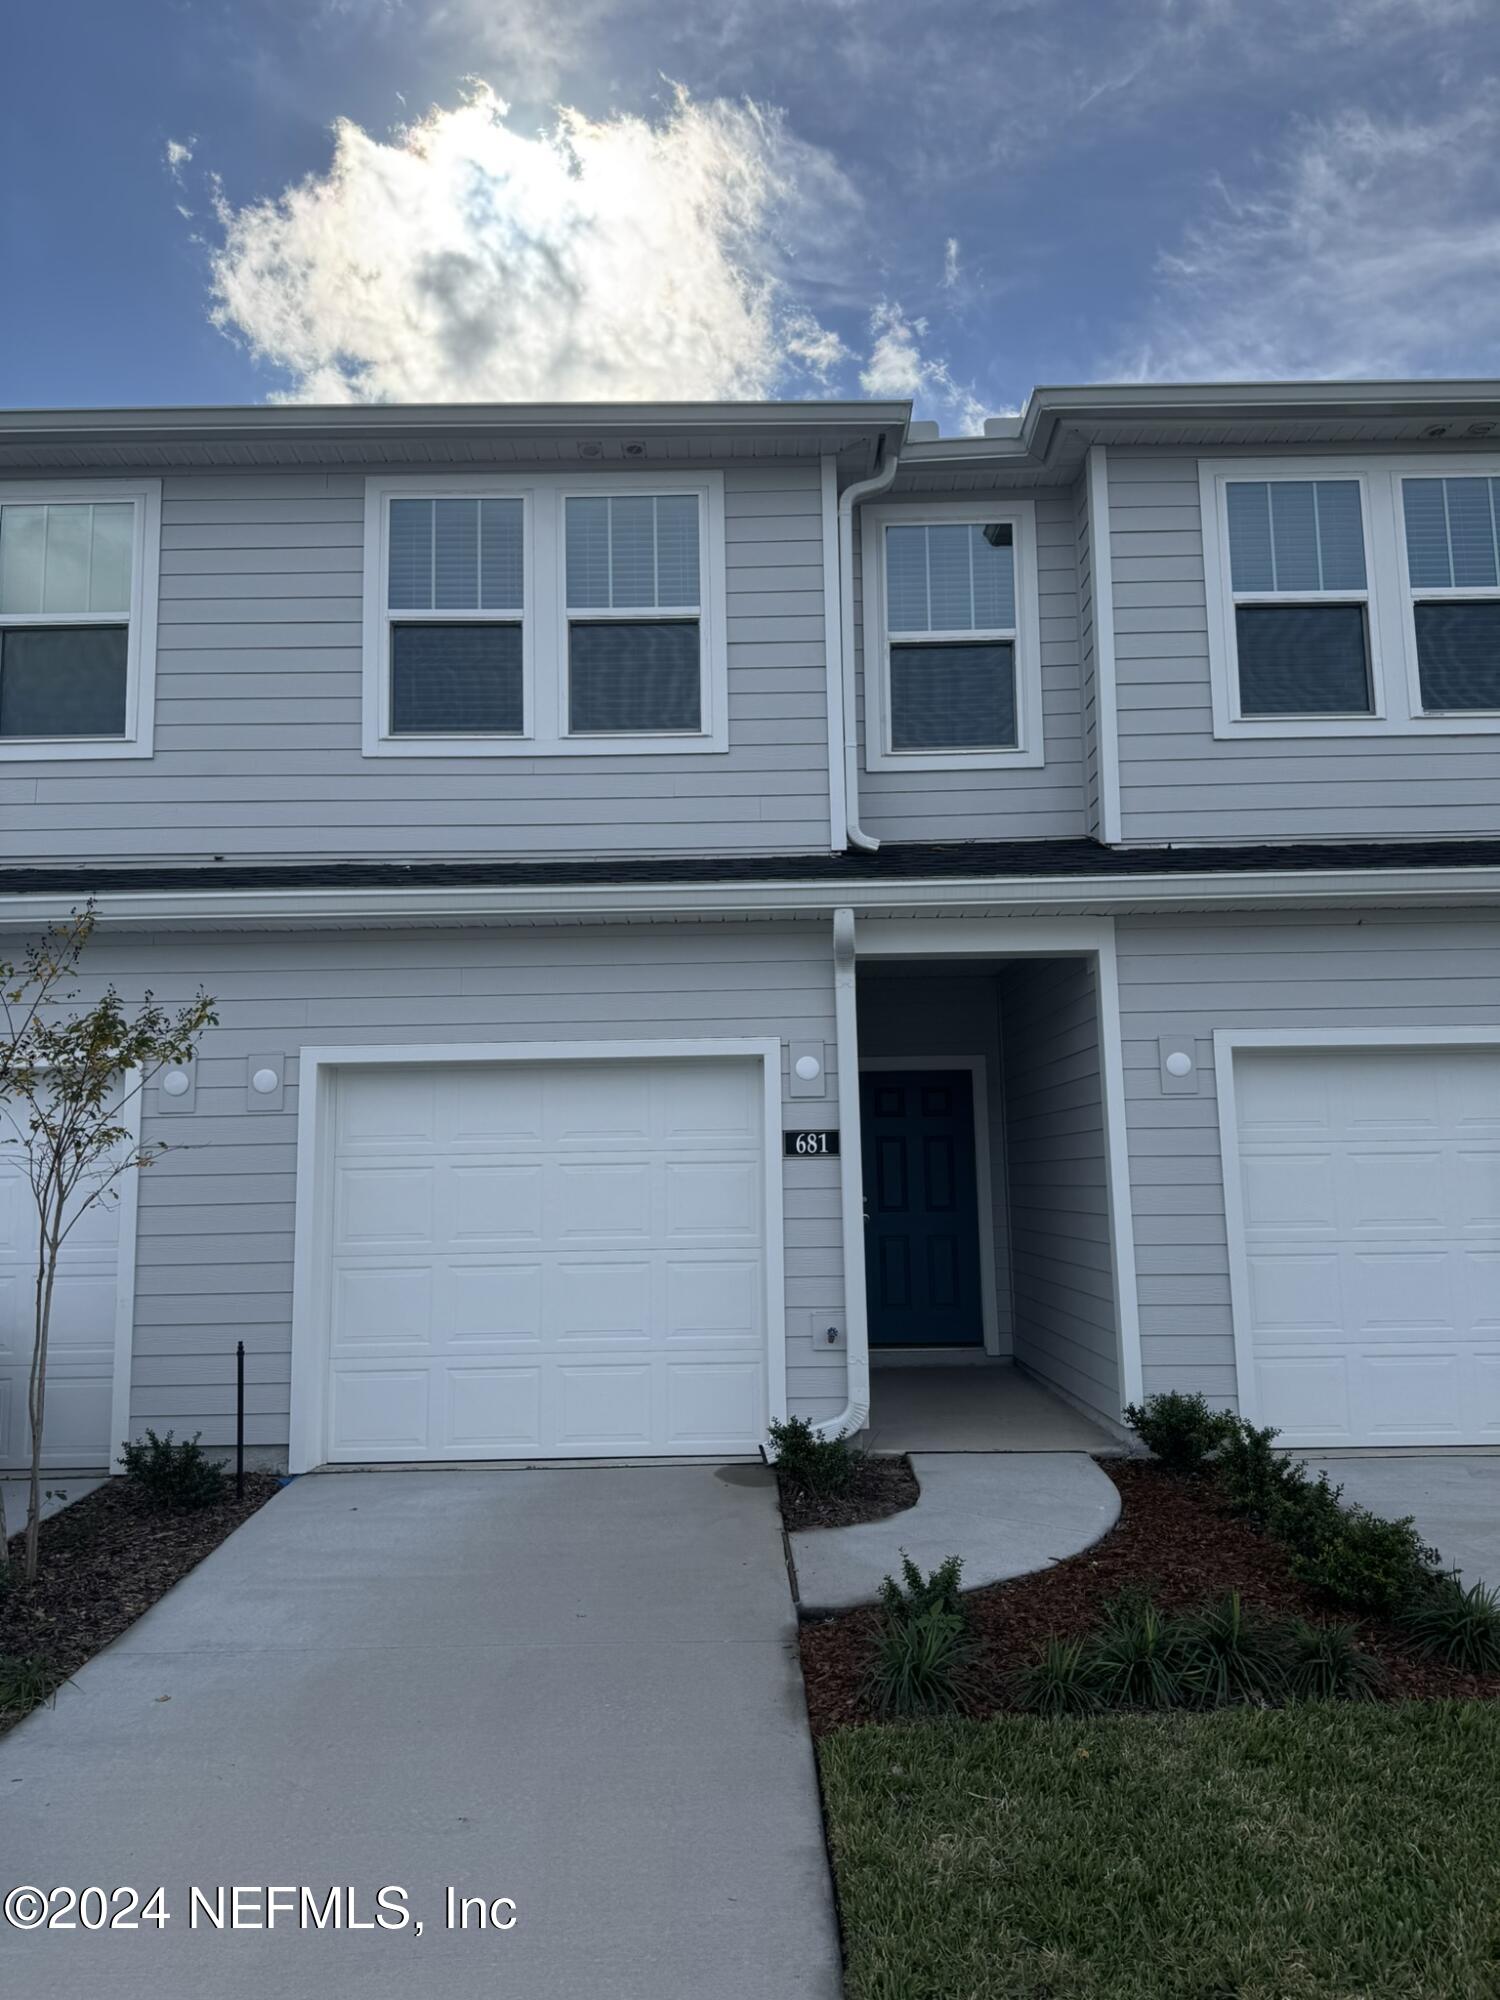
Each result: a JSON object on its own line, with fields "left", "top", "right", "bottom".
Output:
{"left": 0, "top": 1149, "right": 123, "bottom": 1471}
{"left": 321, "top": 1058, "right": 769, "bottom": 1461}
{"left": 1233, "top": 1045, "right": 1500, "bottom": 1447}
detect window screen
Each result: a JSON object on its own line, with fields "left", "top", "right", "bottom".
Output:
{"left": 885, "top": 522, "right": 1015, "bottom": 633}
{"left": 1234, "top": 605, "right": 1372, "bottom": 716}
{"left": 1412, "top": 601, "right": 1500, "bottom": 711}
{"left": 889, "top": 641, "right": 1016, "bottom": 750}
{"left": 568, "top": 622, "right": 701, "bottom": 733}
{"left": 0, "top": 502, "right": 134, "bottom": 616}
{"left": 565, "top": 495, "right": 700, "bottom": 609}
{"left": 0, "top": 626, "right": 129, "bottom": 737}
{"left": 1225, "top": 480, "right": 1366, "bottom": 593}
{"left": 387, "top": 498, "right": 523, "bottom": 611}
{"left": 391, "top": 624, "right": 524, "bottom": 735}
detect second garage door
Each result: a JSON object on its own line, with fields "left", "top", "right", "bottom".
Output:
{"left": 321, "top": 1057, "right": 770, "bottom": 1461}
{"left": 1231, "top": 1044, "right": 1500, "bottom": 1447}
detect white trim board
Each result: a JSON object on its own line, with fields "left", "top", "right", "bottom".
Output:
{"left": 861, "top": 1055, "right": 1004, "bottom": 1358}
{"left": 1213, "top": 1025, "right": 1500, "bottom": 1431}
{"left": 1085, "top": 446, "right": 1122, "bottom": 844}
{"left": 287, "top": 1037, "right": 788, "bottom": 1473}
{"left": 108, "top": 1086, "right": 144, "bottom": 1469}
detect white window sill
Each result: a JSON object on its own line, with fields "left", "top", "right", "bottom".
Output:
{"left": 364, "top": 729, "right": 729, "bottom": 759}
{"left": 864, "top": 742, "right": 1046, "bottom": 773}
{"left": 0, "top": 736, "right": 152, "bottom": 762}
{"left": 1211, "top": 713, "right": 1500, "bottom": 741}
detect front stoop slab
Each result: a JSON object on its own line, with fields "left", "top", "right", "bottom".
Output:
{"left": 789, "top": 1452, "right": 1121, "bottom": 1616}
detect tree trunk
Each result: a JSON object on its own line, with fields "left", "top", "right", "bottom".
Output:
{"left": 23, "top": 1205, "right": 61, "bottom": 1586}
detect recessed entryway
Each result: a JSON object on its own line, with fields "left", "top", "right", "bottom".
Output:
{"left": 289, "top": 1042, "right": 785, "bottom": 1470}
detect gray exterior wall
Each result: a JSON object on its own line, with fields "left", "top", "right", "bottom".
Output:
{"left": 857, "top": 970, "right": 1014, "bottom": 1354}
{"left": 851, "top": 488, "right": 1090, "bottom": 842}
{"left": 1116, "top": 906, "right": 1500, "bottom": 1406}
{"left": 998, "top": 956, "right": 1118, "bottom": 1420}
{"left": 19, "top": 921, "right": 848, "bottom": 1456}
{"left": 1109, "top": 451, "right": 1500, "bottom": 843}
{"left": 2, "top": 465, "right": 833, "bottom": 863}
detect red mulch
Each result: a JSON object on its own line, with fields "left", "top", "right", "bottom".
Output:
{"left": 798, "top": 1458, "right": 1500, "bottom": 1736}
{"left": 778, "top": 1454, "right": 919, "bottom": 1532}
{"left": 1, "top": 1473, "right": 281, "bottom": 1731}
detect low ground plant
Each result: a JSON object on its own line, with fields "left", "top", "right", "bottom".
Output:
{"left": 1402, "top": 1574, "right": 1500, "bottom": 1674}
{"left": 118, "top": 1430, "right": 227, "bottom": 1512}
{"left": 877, "top": 1552, "right": 964, "bottom": 1623}
{"left": 868, "top": 1606, "right": 975, "bottom": 1717}
{"left": 1280, "top": 1618, "right": 1385, "bottom": 1701}
{"left": 1174, "top": 1591, "right": 1288, "bottom": 1709}
{"left": 767, "top": 1415, "right": 861, "bottom": 1498}
{"left": 0, "top": 1654, "right": 60, "bottom": 1716}
{"left": 1121, "top": 1391, "right": 1235, "bottom": 1476}
{"left": 1010, "top": 1637, "right": 1102, "bottom": 1716}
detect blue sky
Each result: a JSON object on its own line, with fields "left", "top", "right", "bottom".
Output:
{"left": 5, "top": 1, "right": 1500, "bottom": 427}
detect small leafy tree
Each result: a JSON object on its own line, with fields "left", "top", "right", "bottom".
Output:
{"left": 0, "top": 908, "right": 215, "bottom": 1582}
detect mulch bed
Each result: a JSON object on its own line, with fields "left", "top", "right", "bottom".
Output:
{"left": 778, "top": 1453, "right": 919, "bottom": 1532}
{"left": 799, "top": 1458, "right": 1500, "bottom": 1735}
{"left": 0, "top": 1473, "right": 281, "bottom": 1731}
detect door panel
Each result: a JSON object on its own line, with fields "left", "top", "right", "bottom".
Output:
{"left": 861, "top": 1070, "right": 984, "bottom": 1347}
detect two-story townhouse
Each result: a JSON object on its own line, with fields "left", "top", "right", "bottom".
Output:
{"left": 2, "top": 385, "right": 1498, "bottom": 1477}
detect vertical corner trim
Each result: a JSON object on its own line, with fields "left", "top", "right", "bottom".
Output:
{"left": 1086, "top": 444, "right": 1123, "bottom": 846}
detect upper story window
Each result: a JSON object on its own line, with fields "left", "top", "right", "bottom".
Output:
{"left": 1201, "top": 454, "right": 1500, "bottom": 739}
{"left": 0, "top": 481, "right": 161, "bottom": 761}
{"left": 861, "top": 500, "right": 1043, "bottom": 771}
{"left": 1223, "top": 479, "right": 1373, "bottom": 717}
{"left": 1400, "top": 477, "right": 1500, "bottom": 714}
{"left": 362, "top": 474, "right": 726, "bottom": 758}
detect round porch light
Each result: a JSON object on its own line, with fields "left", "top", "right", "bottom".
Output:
{"left": 1165, "top": 1051, "right": 1193, "bottom": 1078}
{"left": 251, "top": 1067, "right": 281, "bottom": 1095}
{"left": 161, "top": 1068, "right": 191, "bottom": 1098}
{"left": 794, "top": 1055, "right": 822, "bottom": 1081}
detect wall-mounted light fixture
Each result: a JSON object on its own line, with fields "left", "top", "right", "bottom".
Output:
{"left": 246, "top": 1053, "right": 288, "bottom": 1113}
{"left": 789, "top": 1041, "right": 828, "bottom": 1099}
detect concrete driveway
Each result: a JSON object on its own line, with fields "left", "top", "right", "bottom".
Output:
{"left": 1309, "top": 1454, "right": 1500, "bottom": 1590}
{"left": 0, "top": 1466, "right": 840, "bottom": 2000}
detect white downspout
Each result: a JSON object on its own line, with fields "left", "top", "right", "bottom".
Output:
{"left": 812, "top": 905, "right": 870, "bottom": 1441}
{"left": 837, "top": 441, "right": 901, "bottom": 852}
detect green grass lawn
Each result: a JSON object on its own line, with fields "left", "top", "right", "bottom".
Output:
{"left": 819, "top": 1703, "right": 1500, "bottom": 1999}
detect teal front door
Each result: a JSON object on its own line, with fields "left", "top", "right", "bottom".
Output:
{"left": 861, "top": 1069, "right": 985, "bottom": 1348}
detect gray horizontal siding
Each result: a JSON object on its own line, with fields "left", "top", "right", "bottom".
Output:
{"left": 1, "top": 466, "right": 833, "bottom": 862}
{"left": 851, "top": 487, "right": 1089, "bottom": 842}
{"left": 999, "top": 958, "right": 1119, "bottom": 1421}
{"left": 3, "top": 922, "right": 847, "bottom": 1452}
{"left": 1116, "top": 907, "right": 1500, "bottom": 1407}
{"left": 1109, "top": 451, "right": 1500, "bottom": 841}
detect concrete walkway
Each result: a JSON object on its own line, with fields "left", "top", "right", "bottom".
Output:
{"left": 790, "top": 1451, "right": 1122, "bottom": 1615}
{"left": 1308, "top": 1454, "right": 1500, "bottom": 1591}
{"left": 863, "top": 1367, "right": 1125, "bottom": 1453}
{"left": 0, "top": 1474, "right": 104, "bottom": 1527}
{"left": 0, "top": 1466, "right": 840, "bottom": 2000}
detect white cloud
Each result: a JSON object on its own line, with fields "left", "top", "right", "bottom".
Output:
{"left": 165, "top": 137, "right": 195, "bottom": 181}
{"left": 859, "top": 303, "right": 986, "bottom": 432}
{"left": 1121, "top": 101, "right": 1500, "bottom": 380}
{"left": 207, "top": 83, "right": 855, "bottom": 403}
{"left": 940, "top": 236, "right": 960, "bottom": 289}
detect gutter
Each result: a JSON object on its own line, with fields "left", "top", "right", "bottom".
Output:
{"left": 836, "top": 440, "right": 901, "bottom": 851}
{"left": 812, "top": 908, "right": 870, "bottom": 1442}
{"left": 4, "top": 861, "right": 1499, "bottom": 930}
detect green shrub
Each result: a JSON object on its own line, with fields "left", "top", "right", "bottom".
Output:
{"left": 1174, "top": 1591, "right": 1289, "bottom": 1709}
{"left": 1215, "top": 1421, "right": 1307, "bottom": 1526}
{"left": 878, "top": 1552, "right": 965, "bottom": 1624}
{"left": 1088, "top": 1596, "right": 1190, "bottom": 1710}
{"left": 767, "top": 1414, "right": 860, "bottom": 1499}
{"left": 1287, "top": 1502, "right": 1441, "bottom": 1617}
{"left": 118, "top": 1429, "right": 227, "bottom": 1511}
{"left": 0, "top": 1654, "right": 60, "bottom": 1715}
{"left": 1280, "top": 1619, "right": 1385, "bottom": 1702}
{"left": 868, "top": 1605, "right": 974, "bottom": 1717}
{"left": 1124, "top": 1392, "right": 1236, "bottom": 1476}
{"left": 1401, "top": 1574, "right": 1500, "bottom": 1674}
{"left": 1011, "top": 1637, "right": 1103, "bottom": 1716}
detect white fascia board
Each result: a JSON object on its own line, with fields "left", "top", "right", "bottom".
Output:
{"left": 2, "top": 863, "right": 1499, "bottom": 930}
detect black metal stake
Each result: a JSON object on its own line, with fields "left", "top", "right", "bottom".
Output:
{"left": 236, "top": 1339, "right": 245, "bottom": 1500}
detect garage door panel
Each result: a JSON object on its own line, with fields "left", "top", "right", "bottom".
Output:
{"left": 1236, "top": 1047, "right": 1500, "bottom": 1447}
{"left": 1471, "top": 1355, "right": 1500, "bottom": 1437}
{"left": 668, "top": 1362, "right": 763, "bottom": 1445}
{"left": 446, "top": 1263, "right": 543, "bottom": 1344}
{"left": 447, "top": 1069, "right": 544, "bottom": 1143}
{"left": 335, "top": 1165, "right": 434, "bottom": 1247}
{"left": 556, "top": 1363, "right": 653, "bottom": 1446}
{"left": 331, "top": 1368, "right": 431, "bottom": 1453}
{"left": 665, "top": 1159, "right": 760, "bottom": 1240}
{"left": 333, "top": 1264, "right": 433, "bottom": 1346}
{"left": 665, "top": 1261, "right": 762, "bottom": 1343}
{"left": 549, "top": 1259, "right": 653, "bottom": 1345}
{"left": 551, "top": 1162, "right": 653, "bottom": 1241}
{"left": 444, "top": 1366, "right": 541, "bottom": 1449}
{"left": 448, "top": 1164, "right": 543, "bottom": 1244}
{"left": 339, "top": 1070, "right": 437, "bottom": 1147}
{"left": 548, "top": 1066, "right": 652, "bottom": 1143}
{"left": 659, "top": 1062, "right": 760, "bottom": 1141}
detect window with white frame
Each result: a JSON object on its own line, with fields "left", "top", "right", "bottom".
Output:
{"left": 363, "top": 474, "right": 725, "bottom": 757}
{"left": 0, "top": 483, "right": 160, "bottom": 758}
{"left": 1400, "top": 476, "right": 1500, "bottom": 713}
{"left": 862, "top": 502, "right": 1043, "bottom": 769}
{"left": 1220, "top": 478, "right": 1374, "bottom": 718}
